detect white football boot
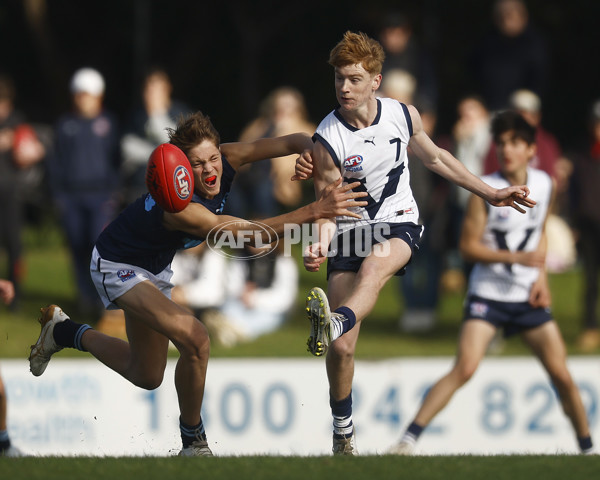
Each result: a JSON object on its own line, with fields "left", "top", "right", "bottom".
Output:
{"left": 29, "top": 305, "right": 68, "bottom": 376}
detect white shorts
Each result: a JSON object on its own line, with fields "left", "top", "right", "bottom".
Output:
{"left": 90, "top": 247, "right": 174, "bottom": 310}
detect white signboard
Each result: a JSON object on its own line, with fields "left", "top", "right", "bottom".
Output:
{"left": 2, "top": 357, "right": 599, "bottom": 456}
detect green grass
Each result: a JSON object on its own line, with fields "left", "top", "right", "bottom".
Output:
{"left": 0, "top": 222, "right": 596, "bottom": 359}
{"left": 2, "top": 455, "right": 599, "bottom": 480}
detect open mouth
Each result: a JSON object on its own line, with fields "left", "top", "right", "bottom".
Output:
{"left": 204, "top": 175, "right": 217, "bottom": 187}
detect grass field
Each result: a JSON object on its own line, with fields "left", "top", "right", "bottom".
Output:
{"left": 2, "top": 455, "right": 599, "bottom": 480}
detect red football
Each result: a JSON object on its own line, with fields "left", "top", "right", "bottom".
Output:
{"left": 146, "top": 143, "right": 194, "bottom": 213}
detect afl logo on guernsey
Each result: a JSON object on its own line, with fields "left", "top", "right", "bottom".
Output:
{"left": 173, "top": 165, "right": 192, "bottom": 200}
{"left": 343, "top": 154, "right": 364, "bottom": 172}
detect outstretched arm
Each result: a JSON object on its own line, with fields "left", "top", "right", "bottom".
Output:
{"left": 407, "top": 104, "right": 536, "bottom": 213}
{"left": 302, "top": 141, "right": 349, "bottom": 272}
{"left": 221, "top": 133, "right": 313, "bottom": 170}
{"left": 162, "top": 176, "right": 366, "bottom": 244}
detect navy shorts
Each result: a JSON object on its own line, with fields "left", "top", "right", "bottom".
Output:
{"left": 326, "top": 222, "right": 423, "bottom": 279}
{"left": 463, "top": 294, "right": 553, "bottom": 338}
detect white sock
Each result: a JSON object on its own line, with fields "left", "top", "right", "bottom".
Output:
{"left": 330, "top": 313, "right": 347, "bottom": 341}
{"left": 333, "top": 414, "right": 354, "bottom": 437}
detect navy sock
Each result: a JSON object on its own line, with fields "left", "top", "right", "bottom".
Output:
{"left": 578, "top": 435, "right": 593, "bottom": 453}
{"left": 0, "top": 430, "right": 10, "bottom": 451}
{"left": 407, "top": 421, "right": 425, "bottom": 439}
{"left": 330, "top": 392, "right": 353, "bottom": 438}
{"left": 180, "top": 417, "right": 206, "bottom": 448}
{"left": 53, "top": 319, "right": 92, "bottom": 351}
{"left": 334, "top": 306, "right": 356, "bottom": 334}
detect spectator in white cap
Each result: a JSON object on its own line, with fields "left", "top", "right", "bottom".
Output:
{"left": 69, "top": 68, "right": 105, "bottom": 118}
{"left": 70, "top": 67, "right": 105, "bottom": 95}
{"left": 47, "top": 66, "right": 121, "bottom": 319}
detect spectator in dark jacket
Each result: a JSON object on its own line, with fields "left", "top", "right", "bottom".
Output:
{"left": 48, "top": 67, "right": 120, "bottom": 318}
{"left": 468, "top": 0, "right": 549, "bottom": 111}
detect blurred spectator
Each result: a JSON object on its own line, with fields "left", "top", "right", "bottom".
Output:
{"left": 120, "top": 68, "right": 192, "bottom": 204}
{"left": 170, "top": 244, "right": 229, "bottom": 317}
{"left": 452, "top": 95, "right": 492, "bottom": 218}
{"left": 0, "top": 279, "right": 23, "bottom": 456}
{"left": 170, "top": 244, "right": 298, "bottom": 347}
{"left": 400, "top": 100, "right": 450, "bottom": 332}
{"left": 442, "top": 95, "right": 493, "bottom": 291}
{"left": 218, "top": 244, "right": 298, "bottom": 346}
{"left": 570, "top": 100, "right": 600, "bottom": 352}
{"left": 468, "top": 0, "right": 549, "bottom": 111}
{"left": 378, "top": 11, "right": 438, "bottom": 110}
{"left": 484, "top": 89, "right": 561, "bottom": 178}
{"left": 0, "top": 74, "right": 46, "bottom": 310}
{"left": 380, "top": 68, "right": 417, "bottom": 104}
{"left": 47, "top": 68, "right": 120, "bottom": 318}
{"left": 227, "top": 87, "right": 315, "bottom": 218}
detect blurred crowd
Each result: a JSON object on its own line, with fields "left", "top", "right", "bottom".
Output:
{"left": 0, "top": 0, "right": 599, "bottom": 351}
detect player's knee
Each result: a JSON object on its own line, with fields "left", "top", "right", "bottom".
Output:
{"left": 453, "top": 362, "right": 478, "bottom": 385}
{"left": 330, "top": 336, "right": 356, "bottom": 359}
{"left": 549, "top": 367, "right": 574, "bottom": 392}
{"left": 134, "top": 369, "right": 165, "bottom": 390}
{"left": 174, "top": 315, "right": 210, "bottom": 359}
{"left": 358, "top": 268, "right": 384, "bottom": 289}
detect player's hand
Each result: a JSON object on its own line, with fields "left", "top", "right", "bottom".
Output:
{"left": 315, "top": 177, "right": 368, "bottom": 219}
{"left": 513, "top": 250, "right": 546, "bottom": 268}
{"left": 291, "top": 150, "right": 314, "bottom": 181}
{"left": 0, "top": 279, "right": 15, "bottom": 305}
{"left": 529, "top": 275, "right": 551, "bottom": 308}
{"left": 489, "top": 185, "right": 536, "bottom": 213}
{"left": 304, "top": 242, "right": 327, "bottom": 272}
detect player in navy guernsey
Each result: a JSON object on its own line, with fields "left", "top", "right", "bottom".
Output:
{"left": 28, "top": 111, "right": 367, "bottom": 457}
{"left": 390, "top": 111, "right": 594, "bottom": 455}
{"left": 293, "top": 32, "right": 536, "bottom": 455}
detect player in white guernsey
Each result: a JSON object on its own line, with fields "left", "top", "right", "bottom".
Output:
{"left": 27, "top": 112, "right": 367, "bottom": 458}
{"left": 295, "top": 32, "right": 536, "bottom": 455}
{"left": 390, "top": 111, "right": 594, "bottom": 455}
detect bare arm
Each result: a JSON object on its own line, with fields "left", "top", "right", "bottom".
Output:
{"left": 459, "top": 194, "right": 546, "bottom": 267}
{"left": 312, "top": 140, "right": 347, "bottom": 245}
{"left": 302, "top": 141, "right": 348, "bottom": 272}
{"left": 527, "top": 179, "right": 556, "bottom": 308}
{"left": 221, "top": 133, "right": 313, "bottom": 170}
{"left": 406, "top": 104, "right": 536, "bottom": 213}
{"left": 162, "top": 176, "right": 366, "bottom": 244}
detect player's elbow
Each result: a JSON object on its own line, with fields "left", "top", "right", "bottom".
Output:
{"left": 459, "top": 240, "right": 477, "bottom": 263}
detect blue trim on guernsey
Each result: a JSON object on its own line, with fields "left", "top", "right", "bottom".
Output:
{"left": 400, "top": 102, "right": 413, "bottom": 137}
{"left": 313, "top": 133, "right": 341, "bottom": 168}
{"left": 372, "top": 98, "right": 382, "bottom": 125}
{"left": 332, "top": 98, "right": 382, "bottom": 132}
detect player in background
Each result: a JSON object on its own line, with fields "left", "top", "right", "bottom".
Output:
{"left": 0, "top": 279, "right": 22, "bottom": 456}
{"left": 388, "top": 111, "right": 594, "bottom": 455}
{"left": 293, "top": 31, "right": 535, "bottom": 455}
{"left": 28, "top": 111, "right": 367, "bottom": 457}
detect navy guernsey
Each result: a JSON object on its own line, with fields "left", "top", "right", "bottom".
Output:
{"left": 95, "top": 156, "right": 235, "bottom": 274}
